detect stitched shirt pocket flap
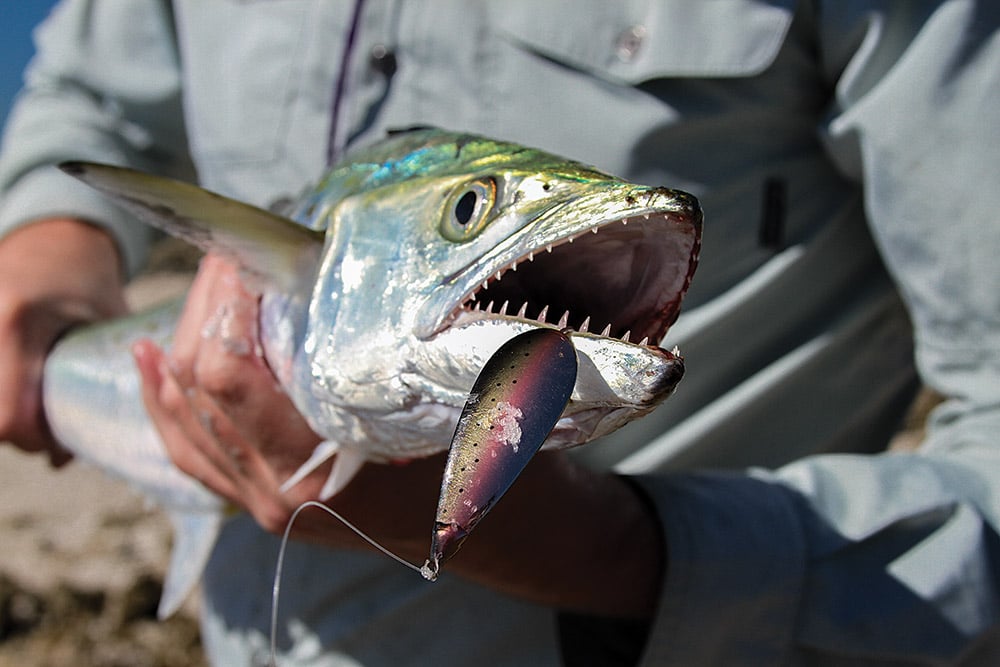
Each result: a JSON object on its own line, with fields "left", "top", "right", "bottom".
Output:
{"left": 492, "top": 0, "right": 795, "bottom": 83}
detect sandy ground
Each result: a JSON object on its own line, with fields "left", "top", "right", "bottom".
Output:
{"left": 0, "top": 239, "right": 941, "bottom": 666}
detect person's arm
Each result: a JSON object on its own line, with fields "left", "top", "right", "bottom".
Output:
{"left": 0, "top": 218, "right": 127, "bottom": 459}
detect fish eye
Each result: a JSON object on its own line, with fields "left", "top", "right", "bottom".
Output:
{"left": 441, "top": 177, "right": 496, "bottom": 242}
{"left": 454, "top": 190, "right": 478, "bottom": 225}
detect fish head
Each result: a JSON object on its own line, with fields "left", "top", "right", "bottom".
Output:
{"left": 58, "top": 129, "right": 701, "bottom": 460}
{"left": 296, "top": 130, "right": 701, "bottom": 454}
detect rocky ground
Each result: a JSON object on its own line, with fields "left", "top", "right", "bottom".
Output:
{"left": 0, "top": 464, "right": 206, "bottom": 667}
{"left": 0, "top": 239, "right": 941, "bottom": 666}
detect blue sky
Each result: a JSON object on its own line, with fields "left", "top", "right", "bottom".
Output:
{"left": 0, "top": 0, "right": 59, "bottom": 129}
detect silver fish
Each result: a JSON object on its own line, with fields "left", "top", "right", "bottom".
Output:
{"left": 43, "top": 129, "right": 701, "bottom": 616}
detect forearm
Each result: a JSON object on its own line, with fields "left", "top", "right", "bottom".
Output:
{"left": 0, "top": 217, "right": 127, "bottom": 456}
{"left": 0, "top": 217, "right": 127, "bottom": 315}
{"left": 445, "top": 452, "right": 664, "bottom": 618}
{"left": 304, "top": 451, "right": 664, "bottom": 619}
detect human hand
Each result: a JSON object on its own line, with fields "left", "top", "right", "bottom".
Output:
{"left": 132, "top": 253, "right": 335, "bottom": 528}
{"left": 0, "top": 219, "right": 128, "bottom": 464}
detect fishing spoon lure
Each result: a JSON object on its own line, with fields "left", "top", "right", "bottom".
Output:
{"left": 422, "top": 326, "right": 578, "bottom": 579}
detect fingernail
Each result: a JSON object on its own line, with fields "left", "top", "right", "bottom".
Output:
{"left": 131, "top": 340, "right": 150, "bottom": 372}
{"left": 131, "top": 340, "right": 161, "bottom": 385}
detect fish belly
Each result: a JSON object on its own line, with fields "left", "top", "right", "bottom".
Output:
{"left": 42, "top": 298, "right": 223, "bottom": 617}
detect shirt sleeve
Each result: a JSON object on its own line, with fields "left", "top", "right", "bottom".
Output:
{"left": 0, "top": 0, "right": 192, "bottom": 276}
{"left": 563, "top": 4, "right": 1000, "bottom": 665}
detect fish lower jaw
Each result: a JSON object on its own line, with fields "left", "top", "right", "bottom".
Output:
{"left": 440, "top": 309, "right": 678, "bottom": 359}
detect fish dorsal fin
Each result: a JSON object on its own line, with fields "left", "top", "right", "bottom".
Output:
{"left": 60, "top": 162, "right": 323, "bottom": 291}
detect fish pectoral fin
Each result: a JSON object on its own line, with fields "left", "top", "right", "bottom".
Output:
{"left": 279, "top": 440, "right": 370, "bottom": 502}
{"left": 158, "top": 511, "right": 224, "bottom": 619}
{"left": 59, "top": 162, "right": 323, "bottom": 291}
{"left": 279, "top": 440, "right": 341, "bottom": 495}
{"left": 320, "top": 447, "right": 367, "bottom": 500}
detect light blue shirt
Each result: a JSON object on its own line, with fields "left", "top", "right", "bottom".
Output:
{"left": 2, "top": 1, "right": 998, "bottom": 664}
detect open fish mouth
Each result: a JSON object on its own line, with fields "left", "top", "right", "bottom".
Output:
{"left": 446, "top": 201, "right": 701, "bottom": 352}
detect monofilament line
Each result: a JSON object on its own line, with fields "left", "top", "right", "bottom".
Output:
{"left": 269, "top": 500, "right": 429, "bottom": 665}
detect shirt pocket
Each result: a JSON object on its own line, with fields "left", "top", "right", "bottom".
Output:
{"left": 490, "top": 0, "right": 795, "bottom": 84}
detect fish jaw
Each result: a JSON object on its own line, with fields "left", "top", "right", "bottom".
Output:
{"left": 412, "top": 321, "right": 685, "bottom": 449}
{"left": 412, "top": 181, "right": 700, "bottom": 447}
{"left": 292, "top": 151, "right": 700, "bottom": 458}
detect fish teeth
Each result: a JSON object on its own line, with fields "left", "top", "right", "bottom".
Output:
{"left": 579, "top": 316, "right": 591, "bottom": 333}
{"left": 546, "top": 244, "right": 553, "bottom": 253}
{"left": 639, "top": 336, "right": 649, "bottom": 346}
{"left": 495, "top": 270, "right": 503, "bottom": 282}
{"left": 517, "top": 302, "right": 528, "bottom": 318}
{"left": 537, "top": 305, "right": 550, "bottom": 323}
{"left": 528, "top": 250, "right": 534, "bottom": 262}
{"left": 485, "top": 300, "right": 495, "bottom": 313}
{"left": 499, "top": 300, "right": 509, "bottom": 316}
{"left": 591, "top": 226, "right": 599, "bottom": 234}
{"left": 557, "top": 310, "right": 570, "bottom": 329}
{"left": 622, "top": 330, "right": 632, "bottom": 343}
{"left": 482, "top": 279, "right": 490, "bottom": 291}
{"left": 600, "top": 323, "right": 612, "bottom": 337}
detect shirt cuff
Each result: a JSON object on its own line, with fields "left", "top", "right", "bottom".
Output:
{"left": 630, "top": 472, "right": 807, "bottom": 666}
{"left": 0, "top": 165, "right": 152, "bottom": 277}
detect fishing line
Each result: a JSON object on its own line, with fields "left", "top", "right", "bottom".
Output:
{"left": 269, "top": 500, "right": 429, "bottom": 666}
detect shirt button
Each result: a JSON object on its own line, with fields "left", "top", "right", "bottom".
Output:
{"left": 370, "top": 44, "right": 398, "bottom": 77}
{"left": 615, "top": 25, "right": 646, "bottom": 62}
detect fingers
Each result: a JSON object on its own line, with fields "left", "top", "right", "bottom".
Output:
{"left": 134, "top": 338, "right": 242, "bottom": 501}
{"left": 134, "top": 253, "right": 326, "bottom": 532}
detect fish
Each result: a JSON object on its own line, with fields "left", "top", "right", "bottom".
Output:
{"left": 42, "top": 128, "right": 702, "bottom": 617}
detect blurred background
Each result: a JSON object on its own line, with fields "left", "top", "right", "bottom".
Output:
{"left": 0, "top": 1, "right": 59, "bottom": 129}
